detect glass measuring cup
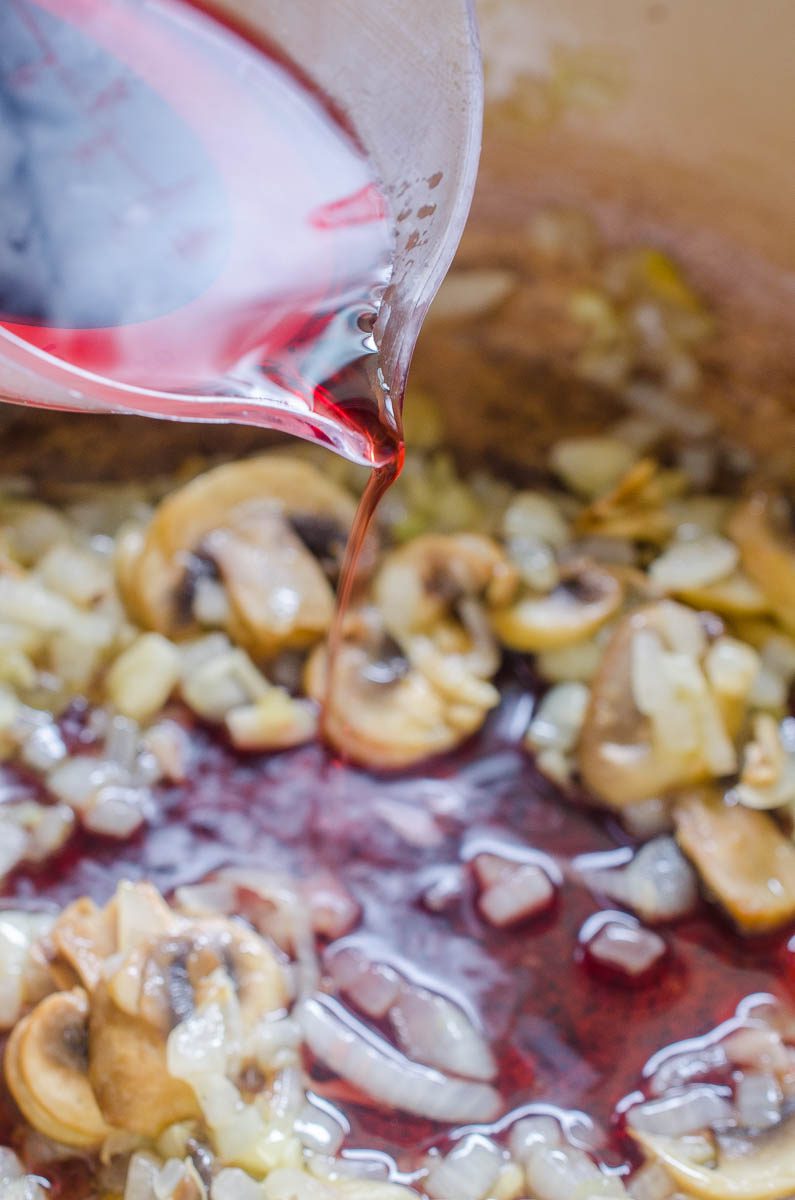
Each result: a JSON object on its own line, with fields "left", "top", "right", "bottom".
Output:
{"left": 0, "top": 0, "right": 482, "bottom": 462}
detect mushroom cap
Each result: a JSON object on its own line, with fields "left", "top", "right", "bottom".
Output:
{"left": 306, "top": 635, "right": 491, "bottom": 771}
{"left": 634, "top": 1115, "right": 795, "bottom": 1200}
{"left": 117, "top": 455, "right": 358, "bottom": 651}
{"left": 5, "top": 988, "right": 111, "bottom": 1150}
{"left": 491, "top": 561, "right": 623, "bottom": 652}
{"left": 579, "top": 601, "right": 733, "bottom": 809}
{"left": 373, "top": 533, "right": 516, "bottom": 641}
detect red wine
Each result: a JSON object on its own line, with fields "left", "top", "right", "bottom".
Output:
{"left": 0, "top": 0, "right": 399, "bottom": 465}
{"left": 7, "top": 682, "right": 790, "bottom": 1187}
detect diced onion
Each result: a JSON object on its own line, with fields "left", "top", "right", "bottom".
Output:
{"left": 735, "top": 1071, "right": 782, "bottom": 1131}
{"left": 627, "top": 1161, "right": 676, "bottom": 1200}
{"left": 479, "top": 864, "right": 555, "bottom": 928}
{"left": 390, "top": 983, "right": 497, "bottom": 1082}
{"left": 424, "top": 1135, "right": 502, "bottom": 1200}
{"left": 614, "top": 837, "right": 699, "bottom": 923}
{"left": 627, "top": 1085, "right": 735, "bottom": 1137}
{"left": 509, "top": 1115, "right": 562, "bottom": 1161}
{"left": 294, "top": 1100, "right": 346, "bottom": 1155}
{"left": 585, "top": 918, "right": 666, "bottom": 979}
{"left": 525, "top": 1145, "right": 606, "bottom": 1200}
{"left": 297, "top": 996, "right": 501, "bottom": 1123}
{"left": 212, "top": 1168, "right": 264, "bottom": 1200}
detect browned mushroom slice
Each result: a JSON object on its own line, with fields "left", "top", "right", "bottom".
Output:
{"left": 579, "top": 601, "right": 737, "bottom": 808}
{"left": 374, "top": 533, "right": 516, "bottom": 646}
{"left": 205, "top": 508, "right": 336, "bottom": 657}
{"left": 729, "top": 493, "right": 795, "bottom": 635}
{"left": 5, "top": 989, "right": 111, "bottom": 1150}
{"left": 88, "top": 980, "right": 200, "bottom": 1137}
{"left": 634, "top": 1113, "right": 795, "bottom": 1200}
{"left": 491, "top": 562, "right": 623, "bottom": 653}
{"left": 117, "top": 456, "right": 358, "bottom": 651}
{"left": 107, "top": 915, "right": 288, "bottom": 1034}
{"left": 674, "top": 790, "right": 795, "bottom": 934}
{"left": 306, "top": 617, "right": 497, "bottom": 770}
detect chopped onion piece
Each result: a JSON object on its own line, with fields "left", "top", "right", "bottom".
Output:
{"left": 550, "top": 437, "right": 638, "bottom": 500}
{"left": 294, "top": 1100, "right": 346, "bottom": 1155}
{"left": 525, "top": 1145, "right": 605, "bottom": 1200}
{"left": 327, "top": 948, "right": 400, "bottom": 1019}
{"left": 623, "top": 837, "right": 699, "bottom": 923}
{"left": 0, "top": 1148, "right": 23, "bottom": 1185}
{"left": 526, "top": 683, "right": 590, "bottom": 754}
{"left": 424, "top": 1135, "right": 502, "bottom": 1200}
{"left": 301, "top": 873, "right": 360, "bottom": 940}
{"left": 724, "top": 1027, "right": 790, "bottom": 1074}
{"left": 390, "top": 983, "right": 497, "bottom": 1081}
{"left": 83, "top": 785, "right": 148, "bottom": 838}
{"left": 649, "top": 535, "right": 738, "bottom": 592}
{"left": 26, "top": 803, "right": 75, "bottom": 862}
{"left": 735, "top": 1072, "right": 783, "bottom": 1131}
{"left": 0, "top": 912, "right": 53, "bottom": 1028}
{"left": 19, "top": 721, "right": 67, "bottom": 772}
{"left": 124, "top": 1152, "right": 160, "bottom": 1200}
{"left": 627, "top": 1161, "right": 676, "bottom": 1200}
{"left": 628, "top": 1086, "right": 735, "bottom": 1137}
{"left": 106, "top": 633, "right": 181, "bottom": 723}
{"left": 585, "top": 918, "right": 666, "bottom": 979}
{"left": 212, "top": 1168, "right": 264, "bottom": 1200}
{"left": 297, "top": 996, "right": 501, "bottom": 1123}
{"left": 509, "top": 1115, "right": 562, "bottom": 1161}
{"left": 479, "top": 863, "right": 555, "bottom": 928}
{"left": 0, "top": 822, "right": 28, "bottom": 880}
{"left": 143, "top": 720, "right": 191, "bottom": 784}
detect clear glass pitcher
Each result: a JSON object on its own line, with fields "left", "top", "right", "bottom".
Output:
{"left": 0, "top": 0, "right": 482, "bottom": 453}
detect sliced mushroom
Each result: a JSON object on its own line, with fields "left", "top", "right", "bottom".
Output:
{"left": 579, "top": 601, "right": 738, "bottom": 808}
{"left": 729, "top": 493, "right": 795, "bottom": 635}
{"left": 204, "top": 510, "right": 336, "bottom": 658}
{"left": 36, "top": 883, "right": 289, "bottom": 1138}
{"left": 374, "top": 533, "right": 515, "bottom": 675}
{"left": 674, "top": 789, "right": 795, "bottom": 934}
{"left": 5, "top": 988, "right": 111, "bottom": 1149}
{"left": 107, "top": 917, "right": 288, "bottom": 1033}
{"left": 306, "top": 611, "right": 497, "bottom": 770}
{"left": 676, "top": 570, "right": 769, "bottom": 617}
{"left": 634, "top": 1113, "right": 795, "bottom": 1200}
{"left": 88, "top": 981, "right": 200, "bottom": 1137}
{"left": 116, "top": 456, "right": 359, "bottom": 655}
{"left": 491, "top": 561, "right": 623, "bottom": 653}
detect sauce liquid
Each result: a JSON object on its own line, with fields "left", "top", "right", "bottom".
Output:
{"left": 5, "top": 690, "right": 791, "bottom": 1186}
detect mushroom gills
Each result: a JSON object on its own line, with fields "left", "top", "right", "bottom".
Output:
{"left": 117, "top": 455, "right": 359, "bottom": 653}
{"left": 491, "top": 562, "right": 623, "bottom": 652}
